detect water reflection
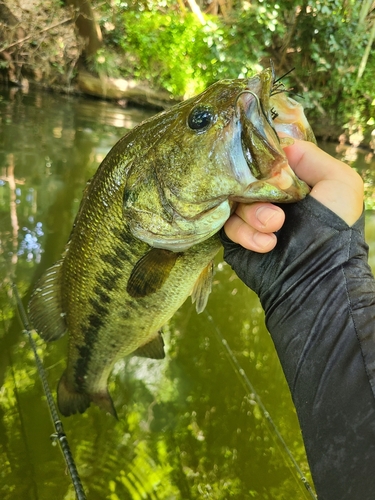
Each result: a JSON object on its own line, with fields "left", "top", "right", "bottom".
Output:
{"left": 1, "top": 86, "right": 374, "bottom": 499}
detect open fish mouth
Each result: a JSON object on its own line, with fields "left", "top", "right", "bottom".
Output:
{"left": 234, "top": 68, "right": 311, "bottom": 203}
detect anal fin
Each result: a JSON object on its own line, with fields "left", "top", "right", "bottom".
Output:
{"left": 191, "top": 261, "right": 214, "bottom": 314}
{"left": 133, "top": 332, "right": 165, "bottom": 359}
{"left": 28, "top": 259, "right": 67, "bottom": 341}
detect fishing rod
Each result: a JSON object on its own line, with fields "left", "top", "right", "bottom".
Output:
{"left": 12, "top": 283, "right": 87, "bottom": 500}
{"left": 205, "top": 311, "right": 317, "bottom": 500}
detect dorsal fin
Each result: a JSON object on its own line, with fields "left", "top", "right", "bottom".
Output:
{"left": 28, "top": 259, "right": 67, "bottom": 341}
{"left": 133, "top": 332, "right": 165, "bottom": 359}
{"left": 191, "top": 261, "right": 214, "bottom": 314}
{"left": 126, "top": 248, "right": 181, "bottom": 298}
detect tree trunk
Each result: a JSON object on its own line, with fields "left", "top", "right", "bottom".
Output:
{"left": 65, "top": 0, "right": 102, "bottom": 58}
{"left": 358, "top": 0, "right": 374, "bottom": 28}
{"left": 357, "top": 18, "right": 375, "bottom": 82}
{"left": 0, "top": 3, "right": 26, "bottom": 83}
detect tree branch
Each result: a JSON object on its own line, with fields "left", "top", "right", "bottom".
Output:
{"left": 0, "top": 17, "right": 73, "bottom": 54}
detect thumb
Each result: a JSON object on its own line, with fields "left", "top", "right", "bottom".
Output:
{"left": 284, "top": 140, "right": 363, "bottom": 226}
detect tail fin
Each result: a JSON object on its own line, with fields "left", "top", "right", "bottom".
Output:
{"left": 57, "top": 371, "right": 118, "bottom": 419}
{"left": 57, "top": 372, "right": 91, "bottom": 416}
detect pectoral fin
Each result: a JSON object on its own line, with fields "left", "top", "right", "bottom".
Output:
{"left": 127, "top": 248, "right": 181, "bottom": 298}
{"left": 191, "top": 261, "right": 214, "bottom": 314}
{"left": 28, "top": 260, "right": 67, "bottom": 341}
{"left": 133, "top": 332, "right": 165, "bottom": 359}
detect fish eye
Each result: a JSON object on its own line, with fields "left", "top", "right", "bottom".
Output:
{"left": 187, "top": 106, "right": 214, "bottom": 131}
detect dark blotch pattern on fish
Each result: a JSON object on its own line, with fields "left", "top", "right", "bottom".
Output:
{"left": 113, "top": 244, "right": 130, "bottom": 261}
{"left": 88, "top": 297, "right": 109, "bottom": 317}
{"left": 112, "top": 226, "right": 138, "bottom": 248}
{"left": 87, "top": 313, "right": 104, "bottom": 329}
{"left": 93, "top": 286, "right": 111, "bottom": 304}
{"left": 99, "top": 242, "right": 132, "bottom": 268}
{"left": 74, "top": 292, "right": 111, "bottom": 387}
{"left": 75, "top": 344, "right": 91, "bottom": 388}
{"left": 100, "top": 253, "right": 123, "bottom": 267}
{"left": 96, "top": 269, "right": 121, "bottom": 291}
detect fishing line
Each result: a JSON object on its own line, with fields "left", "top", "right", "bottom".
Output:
{"left": 204, "top": 310, "right": 317, "bottom": 500}
{"left": 271, "top": 67, "right": 305, "bottom": 100}
{"left": 274, "top": 67, "right": 296, "bottom": 84}
{"left": 11, "top": 283, "right": 87, "bottom": 500}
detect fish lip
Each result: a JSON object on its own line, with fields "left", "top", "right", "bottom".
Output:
{"left": 235, "top": 69, "right": 310, "bottom": 202}
{"left": 236, "top": 71, "right": 281, "bottom": 180}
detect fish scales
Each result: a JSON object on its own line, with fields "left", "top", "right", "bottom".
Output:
{"left": 29, "top": 68, "right": 315, "bottom": 417}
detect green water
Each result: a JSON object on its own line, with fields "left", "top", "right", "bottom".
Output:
{"left": 0, "top": 87, "right": 374, "bottom": 500}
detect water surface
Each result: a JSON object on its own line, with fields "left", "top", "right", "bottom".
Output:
{"left": 0, "top": 87, "right": 374, "bottom": 500}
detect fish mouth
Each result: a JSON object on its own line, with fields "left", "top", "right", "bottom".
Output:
{"left": 234, "top": 68, "right": 310, "bottom": 203}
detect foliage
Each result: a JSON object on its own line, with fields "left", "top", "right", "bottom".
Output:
{"left": 120, "top": 11, "right": 221, "bottom": 97}
{"left": 100, "top": 5, "right": 252, "bottom": 98}
{"left": 94, "top": 0, "right": 375, "bottom": 142}
{"left": 0, "top": 0, "right": 82, "bottom": 86}
{"left": 97, "top": 1, "right": 266, "bottom": 97}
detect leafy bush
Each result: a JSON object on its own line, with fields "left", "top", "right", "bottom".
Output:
{"left": 120, "top": 10, "right": 242, "bottom": 97}
{"left": 95, "top": 0, "right": 375, "bottom": 141}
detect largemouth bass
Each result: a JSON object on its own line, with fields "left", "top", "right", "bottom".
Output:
{"left": 29, "top": 68, "right": 314, "bottom": 418}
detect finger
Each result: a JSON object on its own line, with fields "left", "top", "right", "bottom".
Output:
{"left": 224, "top": 213, "right": 278, "bottom": 252}
{"left": 224, "top": 203, "right": 285, "bottom": 252}
{"left": 235, "top": 203, "right": 285, "bottom": 233}
{"left": 284, "top": 140, "right": 360, "bottom": 189}
{"left": 284, "top": 140, "right": 364, "bottom": 226}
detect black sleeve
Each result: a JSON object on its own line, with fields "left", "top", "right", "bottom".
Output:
{"left": 221, "top": 196, "right": 375, "bottom": 500}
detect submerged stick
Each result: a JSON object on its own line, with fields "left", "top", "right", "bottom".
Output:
{"left": 12, "top": 283, "right": 87, "bottom": 500}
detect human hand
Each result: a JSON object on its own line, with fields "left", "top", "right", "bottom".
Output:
{"left": 224, "top": 140, "right": 364, "bottom": 252}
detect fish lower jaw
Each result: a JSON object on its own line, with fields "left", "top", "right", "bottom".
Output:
{"left": 232, "top": 171, "right": 310, "bottom": 203}
{"left": 230, "top": 183, "right": 296, "bottom": 203}
{"left": 252, "top": 163, "right": 310, "bottom": 202}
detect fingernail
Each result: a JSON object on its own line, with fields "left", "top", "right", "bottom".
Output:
{"left": 256, "top": 206, "right": 279, "bottom": 226}
{"left": 253, "top": 232, "right": 275, "bottom": 249}
{"left": 280, "top": 137, "right": 295, "bottom": 148}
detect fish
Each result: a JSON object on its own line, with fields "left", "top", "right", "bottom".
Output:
{"left": 28, "top": 67, "right": 314, "bottom": 418}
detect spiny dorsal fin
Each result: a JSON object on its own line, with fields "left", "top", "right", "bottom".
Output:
{"left": 28, "top": 259, "right": 67, "bottom": 341}
{"left": 191, "top": 261, "right": 214, "bottom": 314}
{"left": 133, "top": 332, "right": 165, "bottom": 359}
{"left": 127, "top": 248, "right": 181, "bottom": 298}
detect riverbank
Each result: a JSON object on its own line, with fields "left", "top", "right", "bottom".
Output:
{"left": 2, "top": 1, "right": 374, "bottom": 146}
